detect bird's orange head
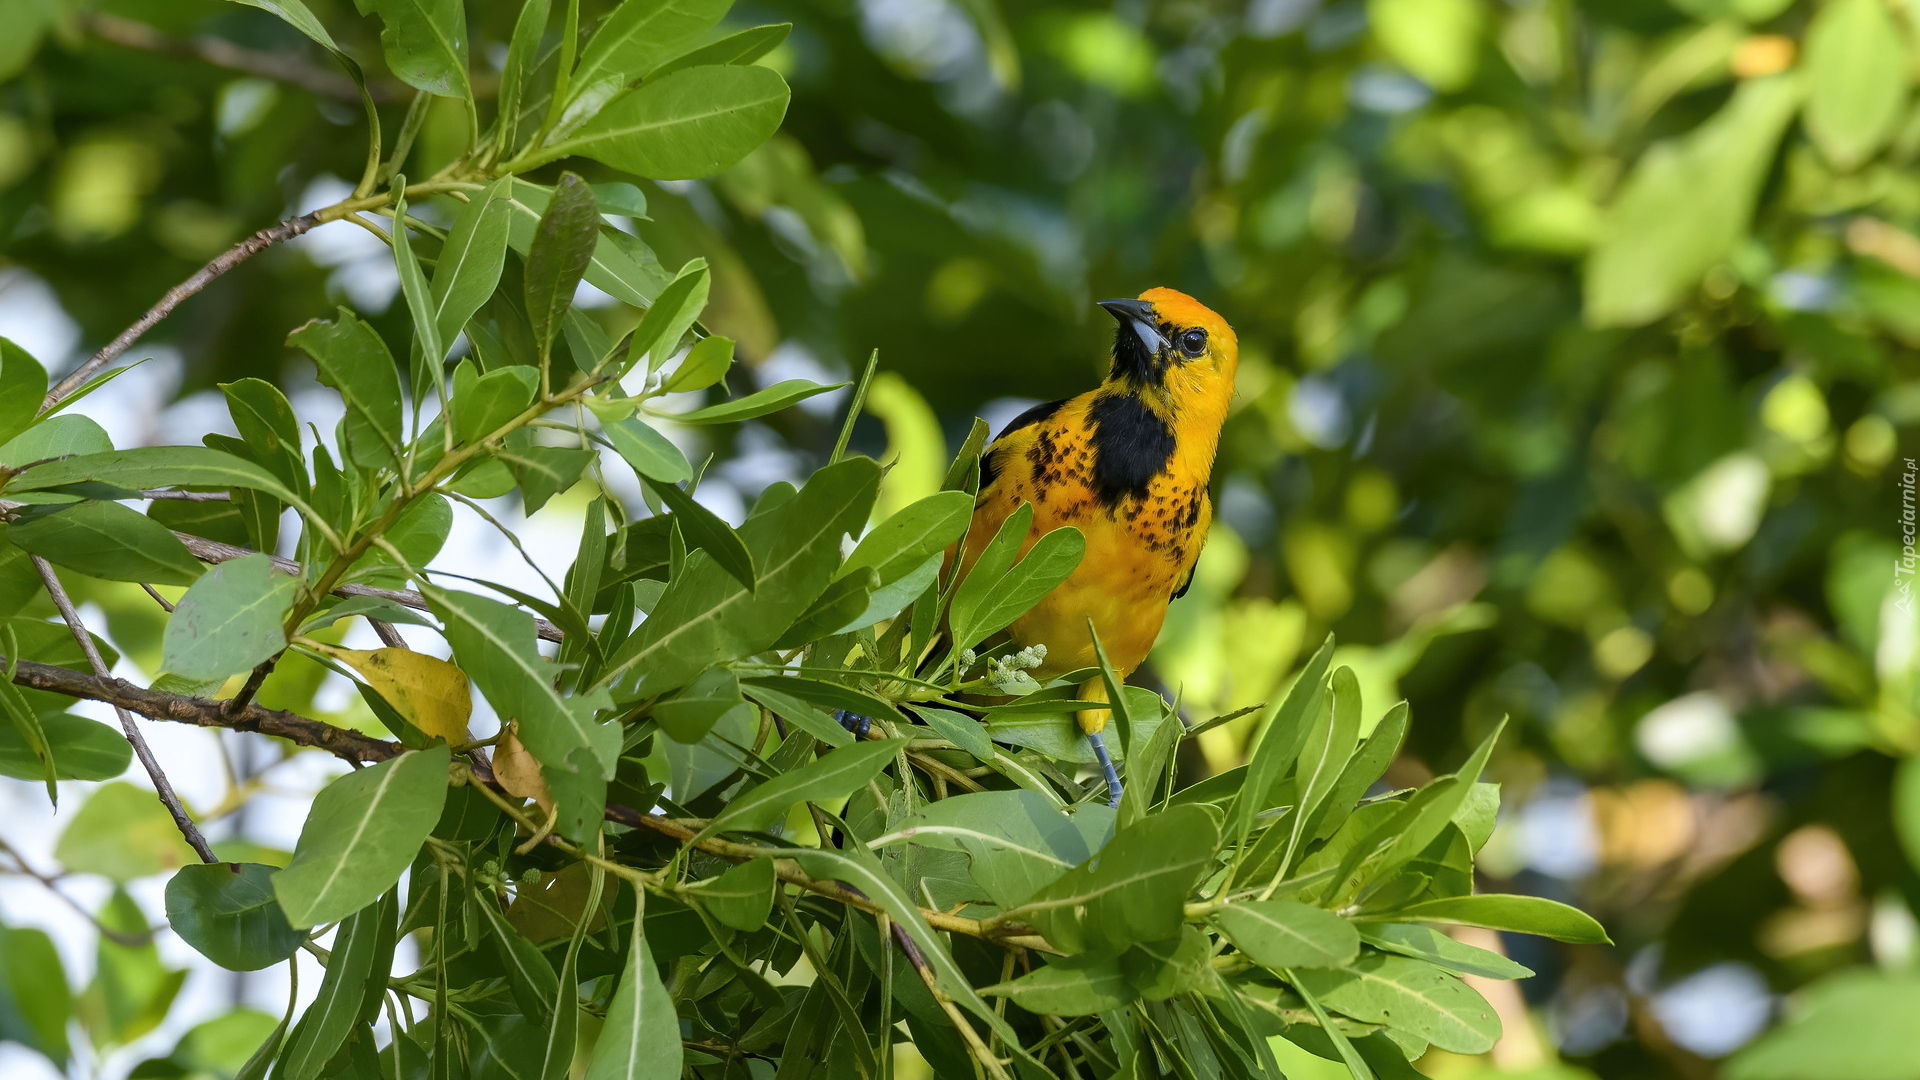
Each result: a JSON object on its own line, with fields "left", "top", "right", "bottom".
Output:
{"left": 1097, "top": 287, "right": 1238, "bottom": 419}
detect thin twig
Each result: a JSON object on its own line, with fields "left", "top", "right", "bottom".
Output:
{"left": 369, "top": 619, "right": 409, "bottom": 649}
{"left": 172, "top": 531, "right": 566, "bottom": 642}
{"left": 4, "top": 656, "right": 403, "bottom": 765}
{"left": 141, "top": 583, "right": 175, "bottom": 612}
{"left": 225, "top": 655, "right": 277, "bottom": 714}
{"left": 0, "top": 838, "right": 155, "bottom": 947}
{"left": 42, "top": 213, "right": 321, "bottom": 410}
{"left": 81, "top": 12, "right": 399, "bottom": 102}
{"left": 27, "top": 557, "right": 217, "bottom": 863}
{"left": 142, "top": 489, "right": 231, "bottom": 502}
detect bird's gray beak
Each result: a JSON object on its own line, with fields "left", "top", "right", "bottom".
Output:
{"left": 1099, "top": 298, "right": 1166, "bottom": 355}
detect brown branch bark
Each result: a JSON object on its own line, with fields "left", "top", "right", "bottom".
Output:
{"left": 10, "top": 656, "right": 1054, "bottom": 954}
{"left": 43, "top": 213, "right": 322, "bottom": 410}
{"left": 173, "top": 532, "right": 567, "bottom": 643}
{"left": 6, "top": 657, "right": 404, "bottom": 765}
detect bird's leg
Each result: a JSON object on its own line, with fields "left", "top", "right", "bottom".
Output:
{"left": 1077, "top": 681, "right": 1123, "bottom": 808}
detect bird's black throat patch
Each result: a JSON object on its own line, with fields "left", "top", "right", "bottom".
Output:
{"left": 1088, "top": 393, "right": 1175, "bottom": 506}
{"left": 1109, "top": 322, "right": 1172, "bottom": 386}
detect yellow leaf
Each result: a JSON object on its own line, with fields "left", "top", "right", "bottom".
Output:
{"left": 493, "top": 722, "right": 553, "bottom": 812}
{"left": 317, "top": 644, "right": 472, "bottom": 744}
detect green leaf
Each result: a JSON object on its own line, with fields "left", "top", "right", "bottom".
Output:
{"left": 1370, "top": 894, "right": 1611, "bottom": 945}
{"left": 1213, "top": 901, "right": 1360, "bottom": 971}
{"left": 982, "top": 953, "right": 1133, "bottom": 1017}
{"left": 1028, "top": 804, "right": 1219, "bottom": 955}
{"left": 0, "top": 677, "right": 55, "bottom": 801}
{"left": 1292, "top": 954, "right": 1501, "bottom": 1055}
{"left": 606, "top": 416, "right": 692, "bottom": 484}
{"left": 356, "top": 0, "right": 470, "bottom": 99}
{"left": 584, "top": 895, "right": 685, "bottom": 1080}
{"left": 841, "top": 489, "right": 973, "bottom": 584}
{"left": 1452, "top": 781, "right": 1499, "bottom": 853}
{"left": 878, "top": 787, "right": 1091, "bottom": 908}
{"left": 1233, "top": 636, "right": 1334, "bottom": 856}
{"left": 687, "top": 856, "right": 775, "bottom": 932}
{"left": 738, "top": 673, "right": 910, "bottom": 729}
{"left": 1123, "top": 927, "right": 1213, "bottom": 1002}
{"left": 565, "top": 0, "right": 730, "bottom": 123}
{"left": 428, "top": 588, "right": 618, "bottom": 842}
{"left": 502, "top": 179, "right": 671, "bottom": 308}
{"left": 525, "top": 172, "right": 601, "bottom": 361}
{"left": 160, "top": 554, "right": 298, "bottom": 682}
{"left": 271, "top": 746, "right": 450, "bottom": 928}
{"left": 164, "top": 863, "right": 304, "bottom": 971}
{"left": 740, "top": 682, "right": 853, "bottom": 747}
{"left": 0, "top": 924, "right": 70, "bottom": 1067}
{"left": 916, "top": 705, "right": 996, "bottom": 763}
{"left": 450, "top": 362, "right": 538, "bottom": 445}
{"left": 493, "top": 0, "right": 550, "bottom": 154}
{"left": 1312, "top": 701, "right": 1409, "bottom": 846}
{"left": 786, "top": 841, "right": 1031, "bottom": 1059}
{"left": 600, "top": 457, "right": 880, "bottom": 696}
{"left": 223, "top": 0, "right": 343, "bottom": 51}
{"left": 647, "top": 23, "right": 791, "bottom": 83}
{"left": 8, "top": 500, "right": 204, "bottom": 586}
{"left": 1356, "top": 923, "right": 1533, "bottom": 980}
{"left": 981, "top": 685, "right": 1168, "bottom": 764}
{"left": 391, "top": 186, "right": 444, "bottom": 401}
{"left": 550, "top": 65, "right": 791, "bottom": 180}
{"left": 431, "top": 180, "right": 512, "bottom": 351}
{"left": 0, "top": 413, "right": 112, "bottom": 474}
{"left": 651, "top": 666, "right": 742, "bottom": 743}
{"left": 0, "top": 713, "right": 129, "bottom": 782}
{"left": 55, "top": 781, "right": 198, "bottom": 881}
{"left": 11, "top": 446, "right": 301, "bottom": 505}
{"left": 475, "top": 895, "right": 558, "bottom": 1023}
{"left": 220, "top": 378, "right": 306, "bottom": 494}
{"left": 1804, "top": 0, "right": 1907, "bottom": 171}
{"left": 950, "top": 519, "right": 1085, "bottom": 652}
{"left": 646, "top": 478, "right": 756, "bottom": 591}
{"left": 692, "top": 739, "right": 905, "bottom": 845}
{"left": 289, "top": 310, "right": 405, "bottom": 469}
{"left": 667, "top": 378, "right": 845, "bottom": 425}
{"left": 621, "top": 258, "right": 708, "bottom": 375}
{"left": 502, "top": 444, "right": 594, "bottom": 514}
{"left": 1584, "top": 75, "right": 1801, "bottom": 327}
{"left": 0, "top": 337, "right": 48, "bottom": 447}
{"left": 278, "top": 893, "right": 396, "bottom": 1080}
{"left": 1367, "top": 718, "right": 1505, "bottom": 881}
{"left": 591, "top": 182, "right": 649, "bottom": 218}
{"left": 1728, "top": 969, "right": 1920, "bottom": 1080}
{"left": 663, "top": 334, "right": 732, "bottom": 392}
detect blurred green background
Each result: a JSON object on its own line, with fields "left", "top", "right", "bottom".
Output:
{"left": 6, "top": 0, "right": 1920, "bottom": 1076}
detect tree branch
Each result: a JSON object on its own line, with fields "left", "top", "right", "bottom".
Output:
{"left": 6, "top": 657, "right": 405, "bottom": 765}
{"left": 8, "top": 655, "right": 1058, "bottom": 953}
{"left": 171, "top": 531, "right": 568, "bottom": 644}
{"left": 80, "top": 13, "right": 399, "bottom": 102}
{"left": 43, "top": 212, "right": 321, "bottom": 410}
{"left": 28, "top": 558, "right": 217, "bottom": 863}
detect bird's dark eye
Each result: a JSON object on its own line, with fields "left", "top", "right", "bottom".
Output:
{"left": 1179, "top": 328, "right": 1208, "bottom": 355}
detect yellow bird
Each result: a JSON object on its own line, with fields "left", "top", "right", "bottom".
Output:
{"left": 957, "top": 287, "right": 1239, "bottom": 803}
